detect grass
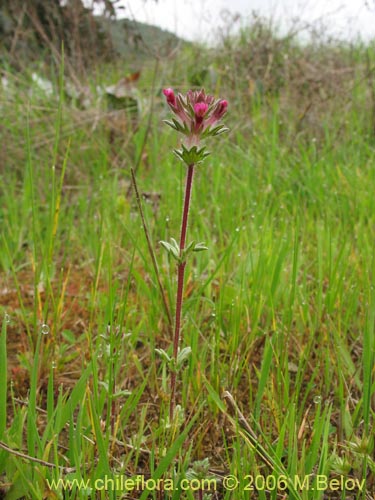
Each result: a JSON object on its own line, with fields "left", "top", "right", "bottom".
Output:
{"left": 0, "top": 26, "right": 375, "bottom": 499}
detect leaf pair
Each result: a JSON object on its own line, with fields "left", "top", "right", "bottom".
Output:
{"left": 160, "top": 238, "right": 208, "bottom": 264}
{"left": 155, "top": 346, "right": 192, "bottom": 372}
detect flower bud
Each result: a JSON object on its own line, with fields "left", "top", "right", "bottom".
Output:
{"left": 216, "top": 100, "right": 228, "bottom": 119}
{"left": 163, "top": 88, "right": 176, "bottom": 106}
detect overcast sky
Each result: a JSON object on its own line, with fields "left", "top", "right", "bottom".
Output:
{"left": 117, "top": 0, "right": 375, "bottom": 42}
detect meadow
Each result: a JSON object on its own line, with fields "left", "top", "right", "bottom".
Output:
{"left": 0, "top": 19, "right": 375, "bottom": 499}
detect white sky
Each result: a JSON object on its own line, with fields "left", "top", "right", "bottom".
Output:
{"left": 117, "top": 0, "right": 375, "bottom": 43}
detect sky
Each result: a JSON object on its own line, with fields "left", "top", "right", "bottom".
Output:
{"left": 116, "top": 0, "right": 375, "bottom": 43}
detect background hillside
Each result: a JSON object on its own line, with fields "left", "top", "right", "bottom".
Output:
{"left": 0, "top": 0, "right": 184, "bottom": 70}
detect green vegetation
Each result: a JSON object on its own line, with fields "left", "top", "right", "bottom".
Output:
{"left": 0, "top": 16, "right": 375, "bottom": 499}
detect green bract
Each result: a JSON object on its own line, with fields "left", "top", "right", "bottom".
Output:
{"left": 174, "top": 144, "right": 210, "bottom": 166}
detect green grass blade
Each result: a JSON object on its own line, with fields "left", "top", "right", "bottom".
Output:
{"left": 58, "top": 363, "right": 92, "bottom": 433}
{"left": 139, "top": 412, "right": 200, "bottom": 500}
{"left": 254, "top": 335, "right": 273, "bottom": 420}
{"left": 0, "top": 319, "right": 7, "bottom": 440}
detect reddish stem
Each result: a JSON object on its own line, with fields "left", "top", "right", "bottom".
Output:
{"left": 170, "top": 164, "right": 194, "bottom": 421}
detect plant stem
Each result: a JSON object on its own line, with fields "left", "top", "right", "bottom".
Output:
{"left": 131, "top": 168, "right": 173, "bottom": 332}
{"left": 170, "top": 163, "right": 195, "bottom": 421}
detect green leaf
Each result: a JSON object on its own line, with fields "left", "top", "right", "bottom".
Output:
{"left": 193, "top": 242, "right": 208, "bottom": 252}
{"left": 181, "top": 240, "right": 196, "bottom": 260}
{"left": 170, "top": 238, "right": 180, "bottom": 252}
{"left": 160, "top": 240, "right": 173, "bottom": 252}
{"left": 155, "top": 348, "right": 171, "bottom": 364}
{"left": 212, "top": 126, "right": 229, "bottom": 136}
{"left": 163, "top": 119, "right": 179, "bottom": 132}
{"left": 176, "top": 346, "right": 192, "bottom": 368}
{"left": 184, "top": 240, "right": 195, "bottom": 252}
{"left": 160, "top": 239, "right": 181, "bottom": 262}
{"left": 201, "top": 124, "right": 229, "bottom": 139}
{"left": 58, "top": 363, "right": 92, "bottom": 433}
{"left": 163, "top": 118, "right": 189, "bottom": 135}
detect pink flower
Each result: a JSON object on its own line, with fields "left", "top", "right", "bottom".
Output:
{"left": 194, "top": 102, "right": 208, "bottom": 130}
{"left": 163, "top": 88, "right": 228, "bottom": 147}
{"left": 206, "top": 100, "right": 228, "bottom": 127}
{"left": 215, "top": 100, "right": 228, "bottom": 119}
{"left": 194, "top": 102, "right": 208, "bottom": 119}
{"left": 163, "top": 88, "right": 176, "bottom": 106}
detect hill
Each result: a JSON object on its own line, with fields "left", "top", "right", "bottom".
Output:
{"left": 96, "top": 16, "right": 186, "bottom": 59}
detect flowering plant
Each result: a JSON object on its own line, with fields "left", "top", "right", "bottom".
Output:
{"left": 160, "top": 88, "right": 228, "bottom": 421}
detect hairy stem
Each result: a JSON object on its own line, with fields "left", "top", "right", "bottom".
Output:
{"left": 170, "top": 163, "right": 195, "bottom": 421}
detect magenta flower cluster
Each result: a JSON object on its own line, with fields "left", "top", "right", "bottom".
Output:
{"left": 163, "top": 88, "right": 228, "bottom": 148}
